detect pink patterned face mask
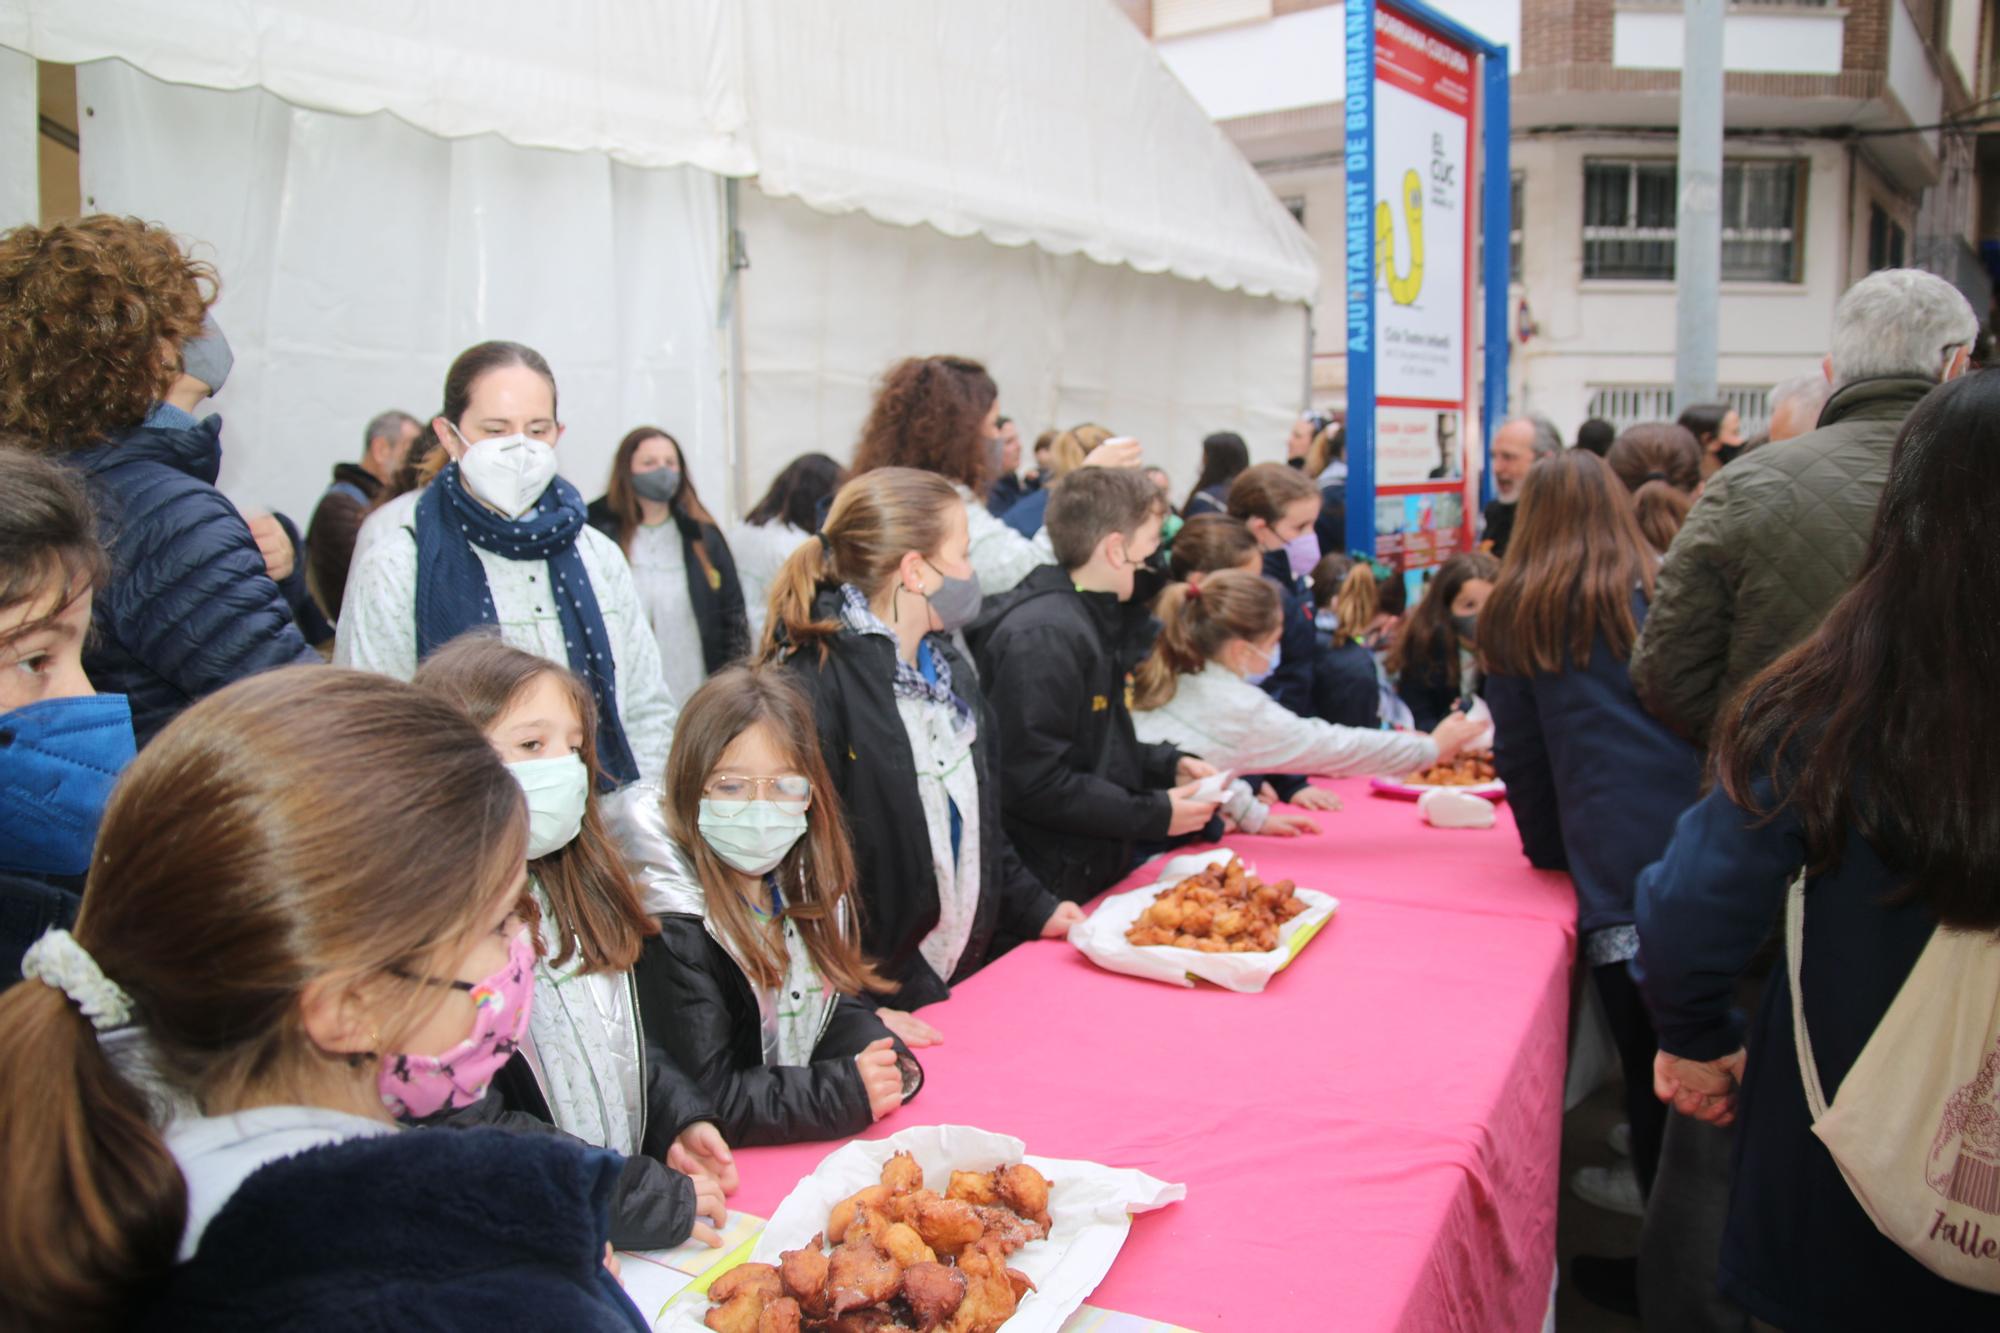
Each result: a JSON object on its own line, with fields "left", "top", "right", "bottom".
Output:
{"left": 378, "top": 925, "right": 535, "bottom": 1120}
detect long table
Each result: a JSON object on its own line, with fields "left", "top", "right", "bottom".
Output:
{"left": 720, "top": 777, "right": 1576, "bottom": 1332}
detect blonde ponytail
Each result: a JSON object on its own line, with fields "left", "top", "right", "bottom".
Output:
{"left": 1130, "top": 571, "right": 1284, "bottom": 711}
{"left": 756, "top": 468, "right": 961, "bottom": 664}
{"left": 759, "top": 532, "right": 841, "bottom": 663}
{"left": 1334, "top": 562, "right": 1378, "bottom": 641}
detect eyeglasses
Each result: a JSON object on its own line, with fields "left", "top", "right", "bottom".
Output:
{"left": 703, "top": 774, "right": 812, "bottom": 816}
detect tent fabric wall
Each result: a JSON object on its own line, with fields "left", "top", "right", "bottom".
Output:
{"left": 737, "top": 187, "right": 1306, "bottom": 506}
{"left": 1, "top": 0, "right": 1316, "bottom": 306}
{"left": 75, "top": 59, "right": 729, "bottom": 528}
{"left": 1, "top": 0, "right": 752, "bottom": 174}
{"left": 1, "top": 49, "right": 32, "bottom": 229}
{"left": 740, "top": 0, "right": 1318, "bottom": 302}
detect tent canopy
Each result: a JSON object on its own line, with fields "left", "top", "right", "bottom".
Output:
{"left": 1, "top": 0, "right": 1318, "bottom": 303}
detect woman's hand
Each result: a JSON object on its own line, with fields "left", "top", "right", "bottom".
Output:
{"left": 1258, "top": 813, "right": 1322, "bottom": 838}
{"left": 875, "top": 1006, "right": 943, "bottom": 1048}
{"left": 856, "top": 1037, "right": 904, "bottom": 1120}
{"left": 604, "top": 1243, "right": 623, "bottom": 1279}
{"left": 1429, "top": 710, "right": 1485, "bottom": 763}
{"left": 671, "top": 1121, "right": 738, "bottom": 1195}
{"left": 1654, "top": 1048, "right": 1747, "bottom": 1126}
{"left": 1290, "top": 786, "right": 1343, "bottom": 813}
{"left": 245, "top": 512, "right": 296, "bottom": 583}
{"left": 1175, "top": 756, "right": 1218, "bottom": 785}
{"left": 1040, "top": 902, "right": 1086, "bottom": 938}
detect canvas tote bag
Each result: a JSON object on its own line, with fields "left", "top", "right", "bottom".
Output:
{"left": 1788, "top": 872, "right": 2000, "bottom": 1290}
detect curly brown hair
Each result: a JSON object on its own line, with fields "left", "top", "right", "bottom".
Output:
{"left": 0, "top": 216, "right": 216, "bottom": 453}
{"left": 850, "top": 355, "right": 998, "bottom": 496}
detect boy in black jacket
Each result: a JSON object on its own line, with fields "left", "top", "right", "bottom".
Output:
{"left": 967, "top": 468, "right": 1223, "bottom": 904}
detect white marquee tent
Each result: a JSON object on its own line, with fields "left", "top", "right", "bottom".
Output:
{"left": 0, "top": 0, "right": 1319, "bottom": 524}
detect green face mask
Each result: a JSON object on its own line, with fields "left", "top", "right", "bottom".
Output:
{"left": 697, "top": 799, "right": 809, "bottom": 876}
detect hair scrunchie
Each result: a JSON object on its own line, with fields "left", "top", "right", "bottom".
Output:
{"left": 21, "top": 929, "right": 133, "bottom": 1031}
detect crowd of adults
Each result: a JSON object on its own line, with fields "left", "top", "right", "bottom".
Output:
{"left": 0, "top": 213, "right": 1992, "bottom": 1332}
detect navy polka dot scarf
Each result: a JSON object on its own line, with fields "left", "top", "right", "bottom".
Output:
{"left": 414, "top": 464, "right": 639, "bottom": 787}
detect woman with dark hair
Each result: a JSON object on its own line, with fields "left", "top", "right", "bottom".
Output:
{"left": 1636, "top": 371, "right": 2000, "bottom": 1327}
{"left": 1387, "top": 550, "right": 1499, "bottom": 731}
{"left": 0, "top": 447, "right": 131, "bottom": 983}
{"left": 852, "top": 354, "right": 1051, "bottom": 595}
{"left": 0, "top": 216, "right": 320, "bottom": 747}
{"left": 1480, "top": 450, "right": 1702, "bottom": 1240}
{"left": 733, "top": 452, "right": 847, "bottom": 642}
{"left": 587, "top": 427, "right": 748, "bottom": 704}
{"left": 336, "top": 342, "right": 677, "bottom": 787}
{"left": 1184, "top": 432, "right": 1251, "bottom": 517}
{"left": 1607, "top": 423, "right": 1704, "bottom": 556}
{"left": 1677, "top": 401, "right": 1744, "bottom": 479}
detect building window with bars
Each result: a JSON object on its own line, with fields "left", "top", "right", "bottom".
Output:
{"left": 1582, "top": 159, "right": 1803, "bottom": 283}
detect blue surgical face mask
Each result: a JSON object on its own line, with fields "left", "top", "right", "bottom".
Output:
{"left": 0, "top": 694, "right": 138, "bottom": 878}
{"left": 1244, "top": 640, "right": 1282, "bottom": 686}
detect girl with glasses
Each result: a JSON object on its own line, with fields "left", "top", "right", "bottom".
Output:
{"left": 618, "top": 665, "right": 922, "bottom": 1147}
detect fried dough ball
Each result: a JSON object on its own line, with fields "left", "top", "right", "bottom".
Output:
{"left": 880, "top": 1150, "right": 924, "bottom": 1195}
{"left": 827, "top": 1236, "right": 903, "bottom": 1315}
{"left": 994, "top": 1164, "right": 1052, "bottom": 1229}
{"left": 900, "top": 1191, "right": 985, "bottom": 1258}
{"left": 829, "top": 1183, "right": 893, "bottom": 1243}
{"left": 1006, "top": 1268, "right": 1037, "bottom": 1302}
{"left": 946, "top": 1169, "right": 1000, "bottom": 1206}
{"left": 942, "top": 1239, "right": 1022, "bottom": 1333}
{"left": 756, "top": 1296, "right": 802, "bottom": 1333}
{"left": 822, "top": 1311, "right": 901, "bottom": 1333}
{"left": 874, "top": 1220, "right": 936, "bottom": 1268}
{"left": 704, "top": 1291, "right": 766, "bottom": 1333}
{"left": 710, "top": 1263, "right": 782, "bottom": 1303}
{"left": 778, "top": 1235, "right": 830, "bottom": 1318}
{"left": 900, "top": 1260, "right": 969, "bottom": 1331}
{"left": 970, "top": 1204, "right": 1043, "bottom": 1255}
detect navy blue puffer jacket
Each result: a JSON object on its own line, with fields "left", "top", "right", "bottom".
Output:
{"left": 64, "top": 416, "right": 320, "bottom": 746}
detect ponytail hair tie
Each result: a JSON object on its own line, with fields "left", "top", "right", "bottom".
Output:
{"left": 1184, "top": 574, "right": 1202, "bottom": 601}
{"left": 1645, "top": 469, "right": 1668, "bottom": 483}
{"left": 21, "top": 930, "right": 132, "bottom": 1031}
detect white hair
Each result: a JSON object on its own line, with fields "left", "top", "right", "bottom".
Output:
{"left": 1767, "top": 375, "right": 1832, "bottom": 432}
{"left": 1500, "top": 414, "right": 1563, "bottom": 459}
{"left": 1828, "top": 269, "right": 1978, "bottom": 386}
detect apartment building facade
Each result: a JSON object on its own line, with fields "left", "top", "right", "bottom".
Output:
{"left": 1126, "top": 0, "right": 1996, "bottom": 440}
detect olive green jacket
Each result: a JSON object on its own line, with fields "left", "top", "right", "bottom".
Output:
{"left": 1630, "top": 375, "right": 1935, "bottom": 745}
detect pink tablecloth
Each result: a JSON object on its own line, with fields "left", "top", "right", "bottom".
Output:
{"left": 723, "top": 778, "right": 1575, "bottom": 1333}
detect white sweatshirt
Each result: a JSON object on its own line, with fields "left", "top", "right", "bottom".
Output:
{"left": 1133, "top": 662, "right": 1438, "bottom": 778}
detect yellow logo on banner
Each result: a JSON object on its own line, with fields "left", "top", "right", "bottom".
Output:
{"left": 1376, "top": 168, "right": 1424, "bottom": 307}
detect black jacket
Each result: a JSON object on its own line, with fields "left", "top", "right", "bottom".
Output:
{"left": 441, "top": 1036, "right": 715, "bottom": 1251}
{"left": 1311, "top": 637, "right": 1380, "bottom": 730}
{"left": 65, "top": 417, "right": 321, "bottom": 747}
{"left": 305, "top": 462, "right": 382, "bottom": 621}
{"left": 138, "top": 1128, "right": 646, "bottom": 1332}
{"left": 632, "top": 919, "right": 918, "bottom": 1148}
{"left": 965, "top": 564, "right": 1183, "bottom": 902}
{"left": 778, "top": 597, "right": 1060, "bottom": 1008}
{"left": 1635, "top": 777, "right": 2000, "bottom": 1329}
{"left": 1484, "top": 596, "right": 1702, "bottom": 938}
{"left": 587, "top": 499, "right": 751, "bottom": 674}
{"left": 1258, "top": 550, "right": 1320, "bottom": 721}
{"left": 987, "top": 472, "right": 1027, "bottom": 518}
{"left": 1482, "top": 496, "right": 1518, "bottom": 559}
